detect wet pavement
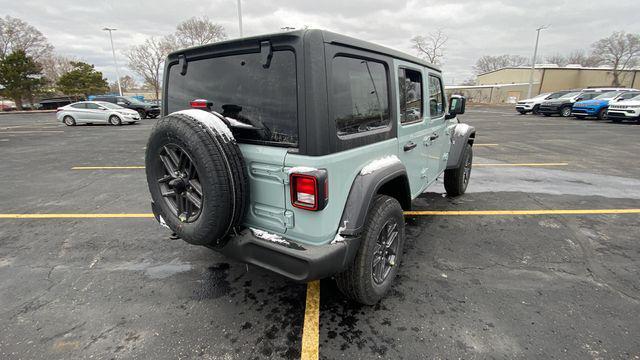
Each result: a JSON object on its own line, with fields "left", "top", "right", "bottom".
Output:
{"left": 1, "top": 107, "right": 639, "bottom": 359}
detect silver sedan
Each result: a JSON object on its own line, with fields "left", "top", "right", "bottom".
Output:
{"left": 56, "top": 101, "right": 141, "bottom": 126}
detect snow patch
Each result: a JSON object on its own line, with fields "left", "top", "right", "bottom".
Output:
{"left": 360, "top": 155, "right": 400, "bottom": 176}
{"left": 330, "top": 221, "right": 349, "bottom": 244}
{"left": 225, "top": 117, "right": 256, "bottom": 129}
{"left": 172, "top": 109, "right": 234, "bottom": 141}
{"left": 287, "top": 166, "right": 318, "bottom": 175}
{"left": 158, "top": 215, "right": 169, "bottom": 229}
{"left": 250, "top": 228, "right": 289, "bottom": 245}
{"left": 454, "top": 123, "right": 472, "bottom": 137}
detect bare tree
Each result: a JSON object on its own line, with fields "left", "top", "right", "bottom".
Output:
{"left": 566, "top": 50, "right": 601, "bottom": 67}
{"left": 473, "top": 54, "right": 528, "bottom": 74}
{"left": 591, "top": 31, "right": 640, "bottom": 86}
{"left": 39, "top": 54, "right": 76, "bottom": 85}
{"left": 0, "top": 15, "right": 53, "bottom": 60}
{"left": 175, "top": 16, "right": 227, "bottom": 47}
{"left": 412, "top": 29, "right": 448, "bottom": 65}
{"left": 119, "top": 75, "right": 138, "bottom": 92}
{"left": 125, "top": 36, "right": 176, "bottom": 100}
{"left": 544, "top": 53, "right": 567, "bottom": 66}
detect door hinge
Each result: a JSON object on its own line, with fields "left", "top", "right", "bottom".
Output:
{"left": 250, "top": 164, "right": 289, "bottom": 184}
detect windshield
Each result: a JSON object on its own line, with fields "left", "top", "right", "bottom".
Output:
{"left": 96, "top": 101, "right": 123, "bottom": 109}
{"left": 166, "top": 50, "right": 297, "bottom": 146}
{"left": 123, "top": 96, "right": 146, "bottom": 105}
{"left": 559, "top": 92, "right": 580, "bottom": 99}
{"left": 548, "top": 92, "right": 567, "bottom": 99}
{"left": 594, "top": 91, "right": 620, "bottom": 100}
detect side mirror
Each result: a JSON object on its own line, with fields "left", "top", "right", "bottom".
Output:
{"left": 446, "top": 95, "right": 466, "bottom": 119}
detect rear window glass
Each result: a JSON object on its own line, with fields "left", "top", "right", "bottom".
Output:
{"left": 166, "top": 50, "right": 298, "bottom": 146}
{"left": 331, "top": 56, "right": 390, "bottom": 137}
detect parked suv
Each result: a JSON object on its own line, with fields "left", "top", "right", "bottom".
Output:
{"left": 607, "top": 93, "right": 640, "bottom": 123}
{"left": 572, "top": 90, "right": 640, "bottom": 119}
{"left": 538, "top": 91, "right": 600, "bottom": 117}
{"left": 93, "top": 95, "right": 160, "bottom": 119}
{"left": 144, "top": 30, "right": 475, "bottom": 304}
{"left": 515, "top": 90, "right": 572, "bottom": 115}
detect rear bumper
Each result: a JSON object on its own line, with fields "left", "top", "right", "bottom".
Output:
{"left": 151, "top": 202, "right": 359, "bottom": 282}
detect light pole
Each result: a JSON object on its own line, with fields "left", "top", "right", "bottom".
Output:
{"left": 527, "top": 25, "right": 548, "bottom": 98}
{"left": 237, "top": 0, "right": 243, "bottom": 37}
{"left": 103, "top": 27, "right": 122, "bottom": 96}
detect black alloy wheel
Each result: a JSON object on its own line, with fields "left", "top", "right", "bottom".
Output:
{"left": 157, "top": 144, "right": 203, "bottom": 223}
{"left": 372, "top": 219, "right": 400, "bottom": 285}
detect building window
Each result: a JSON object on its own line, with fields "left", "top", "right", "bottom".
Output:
{"left": 398, "top": 68, "right": 423, "bottom": 124}
{"left": 331, "top": 56, "right": 390, "bottom": 137}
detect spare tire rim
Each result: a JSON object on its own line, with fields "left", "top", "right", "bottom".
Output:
{"left": 372, "top": 219, "right": 399, "bottom": 285}
{"left": 157, "top": 144, "right": 203, "bottom": 223}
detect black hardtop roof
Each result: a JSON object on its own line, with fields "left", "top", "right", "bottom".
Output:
{"left": 167, "top": 29, "right": 441, "bottom": 73}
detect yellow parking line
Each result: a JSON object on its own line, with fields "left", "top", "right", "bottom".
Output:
{"left": 0, "top": 213, "right": 154, "bottom": 219}
{"left": 474, "top": 162, "right": 568, "bottom": 167}
{"left": 404, "top": 209, "right": 640, "bottom": 216}
{"left": 474, "top": 143, "right": 499, "bottom": 147}
{"left": 71, "top": 166, "right": 145, "bottom": 170}
{"left": 0, "top": 130, "right": 63, "bottom": 134}
{"left": 301, "top": 280, "right": 320, "bottom": 360}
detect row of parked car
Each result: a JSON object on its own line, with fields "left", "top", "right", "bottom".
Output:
{"left": 515, "top": 87, "right": 640, "bottom": 123}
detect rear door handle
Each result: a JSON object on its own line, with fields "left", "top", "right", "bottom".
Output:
{"left": 403, "top": 142, "right": 417, "bottom": 152}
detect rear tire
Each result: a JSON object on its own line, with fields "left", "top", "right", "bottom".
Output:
{"left": 145, "top": 112, "right": 249, "bottom": 247}
{"left": 335, "top": 195, "right": 405, "bottom": 305}
{"left": 63, "top": 116, "right": 76, "bottom": 126}
{"left": 444, "top": 143, "right": 473, "bottom": 197}
{"left": 108, "top": 115, "right": 122, "bottom": 126}
{"left": 597, "top": 108, "right": 607, "bottom": 120}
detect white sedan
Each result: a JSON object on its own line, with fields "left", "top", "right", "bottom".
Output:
{"left": 56, "top": 101, "right": 141, "bottom": 126}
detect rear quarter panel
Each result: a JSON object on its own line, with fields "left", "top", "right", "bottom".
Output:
{"left": 283, "top": 139, "right": 398, "bottom": 246}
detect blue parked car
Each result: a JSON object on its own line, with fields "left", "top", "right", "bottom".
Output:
{"left": 572, "top": 90, "right": 640, "bottom": 119}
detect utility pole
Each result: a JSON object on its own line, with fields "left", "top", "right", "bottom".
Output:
{"left": 237, "top": 0, "right": 243, "bottom": 37}
{"left": 102, "top": 27, "right": 122, "bottom": 96}
{"left": 527, "top": 25, "right": 548, "bottom": 98}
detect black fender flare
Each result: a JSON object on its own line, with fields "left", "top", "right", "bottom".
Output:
{"left": 338, "top": 161, "right": 410, "bottom": 237}
{"left": 446, "top": 123, "right": 476, "bottom": 169}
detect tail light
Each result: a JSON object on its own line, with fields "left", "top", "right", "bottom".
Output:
{"left": 290, "top": 170, "right": 328, "bottom": 211}
{"left": 190, "top": 99, "right": 212, "bottom": 110}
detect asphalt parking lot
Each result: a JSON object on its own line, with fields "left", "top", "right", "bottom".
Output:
{"left": 1, "top": 107, "right": 639, "bottom": 359}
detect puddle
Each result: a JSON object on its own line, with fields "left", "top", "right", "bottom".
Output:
{"left": 110, "top": 259, "right": 192, "bottom": 279}
{"left": 467, "top": 157, "right": 640, "bottom": 199}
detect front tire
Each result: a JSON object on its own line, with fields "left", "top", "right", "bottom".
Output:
{"left": 444, "top": 142, "right": 473, "bottom": 196}
{"left": 532, "top": 105, "right": 540, "bottom": 115}
{"left": 335, "top": 195, "right": 405, "bottom": 305}
{"left": 109, "top": 115, "right": 122, "bottom": 126}
{"left": 560, "top": 106, "right": 572, "bottom": 117}
{"left": 137, "top": 109, "right": 146, "bottom": 119}
{"left": 518, "top": 110, "right": 526, "bottom": 115}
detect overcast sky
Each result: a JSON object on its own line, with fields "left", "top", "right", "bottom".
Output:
{"left": 2, "top": 0, "right": 640, "bottom": 84}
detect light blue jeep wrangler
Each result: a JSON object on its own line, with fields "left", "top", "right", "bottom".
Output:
{"left": 145, "top": 30, "right": 475, "bottom": 304}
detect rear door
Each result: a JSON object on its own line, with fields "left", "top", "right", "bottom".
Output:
{"left": 395, "top": 61, "right": 430, "bottom": 197}
{"left": 84, "top": 102, "right": 107, "bottom": 122}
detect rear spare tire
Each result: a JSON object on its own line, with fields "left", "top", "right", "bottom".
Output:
{"left": 145, "top": 110, "right": 249, "bottom": 247}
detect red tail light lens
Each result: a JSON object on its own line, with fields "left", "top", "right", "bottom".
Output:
{"left": 189, "top": 99, "right": 212, "bottom": 110}
{"left": 290, "top": 170, "right": 328, "bottom": 211}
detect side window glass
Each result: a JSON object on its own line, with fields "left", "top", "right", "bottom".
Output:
{"left": 428, "top": 75, "right": 445, "bottom": 118}
{"left": 398, "top": 68, "right": 423, "bottom": 124}
{"left": 332, "top": 56, "right": 390, "bottom": 137}
{"left": 85, "top": 103, "right": 100, "bottom": 110}
{"left": 71, "top": 103, "right": 86, "bottom": 109}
